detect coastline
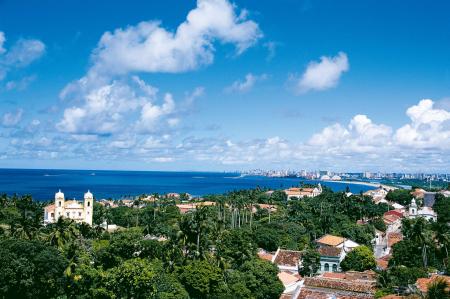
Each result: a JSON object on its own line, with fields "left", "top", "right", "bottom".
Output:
{"left": 321, "top": 180, "right": 398, "bottom": 190}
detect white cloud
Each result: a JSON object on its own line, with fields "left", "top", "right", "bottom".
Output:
{"left": 2, "top": 38, "right": 45, "bottom": 68}
{"left": 225, "top": 73, "right": 267, "bottom": 93}
{"left": 57, "top": 0, "right": 261, "bottom": 140}
{"left": 395, "top": 99, "right": 450, "bottom": 149}
{"left": 0, "top": 32, "right": 45, "bottom": 81}
{"left": 89, "top": 0, "right": 261, "bottom": 77}
{"left": 309, "top": 114, "right": 392, "bottom": 154}
{"left": 151, "top": 157, "right": 174, "bottom": 163}
{"left": 0, "top": 32, "right": 5, "bottom": 55}
{"left": 57, "top": 76, "right": 180, "bottom": 136}
{"left": 294, "top": 52, "right": 349, "bottom": 93}
{"left": 4, "top": 75, "right": 37, "bottom": 91}
{"left": 136, "top": 93, "right": 176, "bottom": 132}
{"left": 1, "top": 109, "right": 23, "bottom": 127}
{"left": 263, "top": 41, "right": 277, "bottom": 61}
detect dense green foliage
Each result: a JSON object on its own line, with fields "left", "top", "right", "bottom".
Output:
{"left": 340, "top": 245, "right": 376, "bottom": 272}
{"left": 1, "top": 186, "right": 448, "bottom": 298}
{"left": 385, "top": 189, "right": 413, "bottom": 206}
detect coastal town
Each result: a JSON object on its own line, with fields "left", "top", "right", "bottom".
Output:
{"left": 2, "top": 180, "right": 443, "bottom": 298}
{"left": 1, "top": 0, "right": 450, "bottom": 298}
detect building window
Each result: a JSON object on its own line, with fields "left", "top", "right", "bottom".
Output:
{"left": 324, "top": 263, "right": 329, "bottom": 272}
{"left": 332, "top": 264, "right": 337, "bottom": 272}
{"left": 88, "top": 201, "right": 90, "bottom": 207}
{"left": 66, "top": 212, "right": 70, "bottom": 217}
{"left": 51, "top": 213, "right": 54, "bottom": 218}
{"left": 59, "top": 201, "right": 61, "bottom": 207}
{"left": 79, "top": 212, "right": 81, "bottom": 217}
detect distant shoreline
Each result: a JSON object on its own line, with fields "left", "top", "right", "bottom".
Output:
{"left": 321, "top": 180, "right": 398, "bottom": 190}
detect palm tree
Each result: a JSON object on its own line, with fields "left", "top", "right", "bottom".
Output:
{"left": 47, "top": 218, "right": 80, "bottom": 250}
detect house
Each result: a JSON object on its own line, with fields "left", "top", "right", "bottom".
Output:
{"left": 252, "top": 204, "right": 277, "bottom": 213}
{"left": 411, "top": 188, "right": 426, "bottom": 199}
{"left": 364, "top": 187, "right": 389, "bottom": 203}
{"left": 296, "top": 270, "right": 377, "bottom": 299}
{"left": 44, "top": 190, "right": 94, "bottom": 226}
{"left": 284, "top": 184, "right": 322, "bottom": 200}
{"left": 316, "top": 234, "right": 360, "bottom": 252}
{"left": 373, "top": 231, "right": 403, "bottom": 258}
{"left": 257, "top": 248, "right": 274, "bottom": 262}
{"left": 383, "top": 212, "right": 402, "bottom": 232}
{"left": 376, "top": 254, "right": 391, "bottom": 270}
{"left": 272, "top": 248, "right": 303, "bottom": 274}
{"left": 278, "top": 272, "right": 303, "bottom": 297}
{"left": 408, "top": 199, "right": 437, "bottom": 221}
{"left": 175, "top": 201, "right": 216, "bottom": 213}
{"left": 315, "top": 234, "right": 360, "bottom": 273}
{"left": 318, "top": 246, "right": 344, "bottom": 273}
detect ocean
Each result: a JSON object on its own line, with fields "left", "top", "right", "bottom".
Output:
{"left": 0, "top": 168, "right": 376, "bottom": 201}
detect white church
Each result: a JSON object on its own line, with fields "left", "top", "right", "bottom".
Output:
{"left": 44, "top": 189, "right": 94, "bottom": 225}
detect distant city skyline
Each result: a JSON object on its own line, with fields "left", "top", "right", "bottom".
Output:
{"left": 1, "top": 0, "right": 450, "bottom": 172}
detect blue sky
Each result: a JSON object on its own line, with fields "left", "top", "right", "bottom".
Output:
{"left": 0, "top": 0, "right": 450, "bottom": 172}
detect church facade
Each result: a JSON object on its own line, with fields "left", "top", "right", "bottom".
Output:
{"left": 44, "top": 190, "right": 94, "bottom": 225}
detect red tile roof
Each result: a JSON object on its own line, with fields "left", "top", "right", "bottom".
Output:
{"left": 318, "top": 246, "right": 342, "bottom": 257}
{"left": 416, "top": 274, "right": 450, "bottom": 293}
{"left": 384, "top": 210, "right": 404, "bottom": 218}
{"left": 322, "top": 272, "right": 346, "bottom": 279}
{"left": 273, "top": 249, "right": 302, "bottom": 267}
{"left": 387, "top": 232, "right": 403, "bottom": 248}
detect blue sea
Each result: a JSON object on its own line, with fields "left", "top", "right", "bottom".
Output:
{"left": 0, "top": 169, "right": 376, "bottom": 201}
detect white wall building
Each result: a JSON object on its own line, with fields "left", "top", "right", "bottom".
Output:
{"left": 408, "top": 199, "right": 437, "bottom": 222}
{"left": 44, "top": 189, "right": 94, "bottom": 225}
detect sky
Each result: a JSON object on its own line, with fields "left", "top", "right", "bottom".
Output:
{"left": 0, "top": 0, "right": 450, "bottom": 172}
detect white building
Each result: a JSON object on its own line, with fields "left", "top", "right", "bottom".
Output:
{"left": 408, "top": 199, "right": 437, "bottom": 222}
{"left": 44, "top": 190, "right": 94, "bottom": 225}
{"left": 284, "top": 184, "right": 322, "bottom": 200}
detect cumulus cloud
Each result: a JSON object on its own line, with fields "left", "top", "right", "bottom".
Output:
{"left": 57, "top": 76, "right": 178, "bottom": 135}
{"left": 0, "top": 32, "right": 45, "bottom": 81}
{"left": 58, "top": 0, "right": 261, "bottom": 139}
{"left": 225, "top": 73, "right": 267, "bottom": 93}
{"left": 395, "top": 99, "right": 450, "bottom": 149}
{"left": 309, "top": 114, "right": 392, "bottom": 154}
{"left": 89, "top": 0, "right": 261, "bottom": 77}
{"left": 1, "top": 109, "right": 23, "bottom": 127}
{"left": 293, "top": 52, "right": 349, "bottom": 93}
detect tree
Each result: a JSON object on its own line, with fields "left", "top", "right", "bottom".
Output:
{"left": 253, "top": 225, "right": 280, "bottom": 251}
{"left": 385, "top": 189, "right": 413, "bottom": 206}
{"left": 433, "top": 193, "right": 450, "bottom": 223}
{"left": 238, "top": 259, "right": 284, "bottom": 299}
{"left": 271, "top": 190, "right": 287, "bottom": 202}
{"left": 340, "top": 245, "right": 376, "bottom": 272}
{"left": 47, "top": 218, "right": 80, "bottom": 250}
{"left": 104, "top": 258, "right": 187, "bottom": 299}
{"left": 377, "top": 266, "right": 428, "bottom": 295}
{"left": 178, "top": 260, "right": 225, "bottom": 299}
{"left": 0, "top": 239, "right": 68, "bottom": 299}
{"left": 216, "top": 228, "right": 256, "bottom": 267}
{"left": 299, "top": 248, "right": 321, "bottom": 277}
